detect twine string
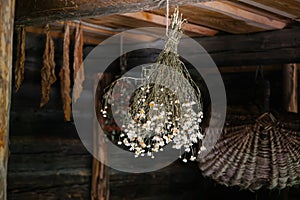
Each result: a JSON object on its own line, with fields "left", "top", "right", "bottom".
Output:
{"left": 166, "top": 0, "right": 169, "bottom": 36}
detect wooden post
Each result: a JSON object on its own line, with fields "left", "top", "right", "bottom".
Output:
{"left": 92, "top": 74, "right": 109, "bottom": 200}
{"left": 0, "top": 0, "right": 16, "bottom": 199}
{"left": 283, "top": 63, "right": 298, "bottom": 113}
{"left": 91, "top": 119, "right": 110, "bottom": 200}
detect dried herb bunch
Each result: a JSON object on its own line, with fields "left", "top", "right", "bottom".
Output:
{"left": 40, "top": 25, "right": 56, "bottom": 107}
{"left": 59, "top": 22, "right": 71, "bottom": 121}
{"left": 73, "top": 23, "right": 85, "bottom": 103}
{"left": 102, "top": 8, "right": 204, "bottom": 161}
{"left": 14, "top": 26, "right": 26, "bottom": 92}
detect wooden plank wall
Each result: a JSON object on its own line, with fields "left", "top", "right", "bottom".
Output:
{"left": 8, "top": 32, "right": 300, "bottom": 200}
{"left": 0, "top": 0, "right": 15, "bottom": 199}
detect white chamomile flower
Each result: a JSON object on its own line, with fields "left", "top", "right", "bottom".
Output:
{"left": 190, "top": 156, "right": 196, "bottom": 161}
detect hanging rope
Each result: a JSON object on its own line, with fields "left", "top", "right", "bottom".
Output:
{"left": 166, "top": 0, "right": 169, "bottom": 36}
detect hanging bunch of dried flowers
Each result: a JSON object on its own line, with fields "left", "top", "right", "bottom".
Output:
{"left": 40, "top": 24, "right": 56, "bottom": 107}
{"left": 101, "top": 8, "right": 204, "bottom": 161}
{"left": 73, "top": 22, "right": 85, "bottom": 103}
{"left": 59, "top": 22, "right": 72, "bottom": 121}
{"left": 14, "top": 26, "right": 26, "bottom": 92}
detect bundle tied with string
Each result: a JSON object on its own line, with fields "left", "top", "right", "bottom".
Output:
{"left": 102, "top": 8, "right": 204, "bottom": 161}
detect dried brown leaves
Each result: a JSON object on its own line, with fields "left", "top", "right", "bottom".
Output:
{"left": 59, "top": 22, "right": 72, "bottom": 121}
{"left": 73, "top": 23, "right": 85, "bottom": 103}
{"left": 40, "top": 25, "right": 56, "bottom": 107}
{"left": 14, "top": 26, "right": 26, "bottom": 92}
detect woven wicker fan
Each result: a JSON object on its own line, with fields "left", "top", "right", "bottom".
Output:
{"left": 199, "top": 112, "right": 300, "bottom": 190}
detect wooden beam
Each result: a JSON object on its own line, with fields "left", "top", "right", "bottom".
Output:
{"left": 25, "top": 25, "right": 300, "bottom": 66}
{"left": 152, "top": 6, "right": 267, "bottom": 34}
{"left": 92, "top": 75, "right": 109, "bottom": 200}
{"left": 8, "top": 136, "right": 92, "bottom": 199}
{"left": 235, "top": 0, "right": 300, "bottom": 19}
{"left": 121, "top": 12, "right": 218, "bottom": 36}
{"left": 0, "top": 0, "right": 15, "bottom": 199}
{"left": 283, "top": 63, "right": 298, "bottom": 113}
{"left": 197, "top": 1, "right": 286, "bottom": 30}
{"left": 222, "top": 0, "right": 289, "bottom": 22}
{"left": 119, "top": 27, "right": 300, "bottom": 66}
{"left": 25, "top": 21, "right": 158, "bottom": 46}
{"left": 15, "top": 0, "right": 208, "bottom": 26}
{"left": 195, "top": 27, "right": 300, "bottom": 66}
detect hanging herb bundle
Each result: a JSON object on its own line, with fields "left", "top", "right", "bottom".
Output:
{"left": 14, "top": 26, "right": 26, "bottom": 92}
{"left": 59, "top": 22, "right": 72, "bottom": 121}
{"left": 102, "top": 8, "right": 204, "bottom": 161}
{"left": 40, "top": 25, "right": 56, "bottom": 107}
{"left": 73, "top": 23, "right": 85, "bottom": 103}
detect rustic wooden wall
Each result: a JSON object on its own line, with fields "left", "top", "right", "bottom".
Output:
{"left": 0, "top": 0, "right": 15, "bottom": 199}
{"left": 8, "top": 32, "right": 300, "bottom": 200}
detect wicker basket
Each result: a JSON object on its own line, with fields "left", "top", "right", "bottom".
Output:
{"left": 199, "top": 112, "right": 300, "bottom": 190}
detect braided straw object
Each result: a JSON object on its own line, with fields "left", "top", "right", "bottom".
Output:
{"left": 199, "top": 112, "right": 300, "bottom": 190}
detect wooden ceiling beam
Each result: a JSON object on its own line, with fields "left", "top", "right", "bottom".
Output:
{"left": 222, "top": 0, "right": 289, "bottom": 22}
{"left": 195, "top": 27, "right": 300, "bottom": 66}
{"left": 0, "top": 0, "right": 15, "bottom": 199}
{"left": 25, "top": 26, "right": 300, "bottom": 66}
{"left": 235, "top": 0, "right": 300, "bottom": 19}
{"left": 197, "top": 1, "right": 286, "bottom": 30}
{"left": 25, "top": 21, "right": 158, "bottom": 45}
{"left": 15, "top": 0, "right": 208, "bottom": 26}
{"left": 121, "top": 12, "right": 218, "bottom": 36}
{"left": 25, "top": 26, "right": 107, "bottom": 45}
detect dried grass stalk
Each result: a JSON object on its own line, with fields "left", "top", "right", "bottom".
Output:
{"left": 59, "top": 22, "right": 72, "bottom": 121}
{"left": 40, "top": 25, "right": 56, "bottom": 107}
{"left": 73, "top": 22, "right": 85, "bottom": 103}
{"left": 14, "top": 26, "right": 26, "bottom": 92}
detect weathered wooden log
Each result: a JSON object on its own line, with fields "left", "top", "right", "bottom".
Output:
{"left": 8, "top": 137, "right": 92, "bottom": 200}
{"left": 0, "top": 0, "right": 15, "bottom": 199}
{"left": 195, "top": 28, "right": 300, "bottom": 66}
{"left": 92, "top": 77, "right": 109, "bottom": 200}
{"left": 15, "top": 0, "right": 206, "bottom": 26}
{"left": 24, "top": 26, "right": 300, "bottom": 67}
{"left": 283, "top": 63, "right": 298, "bottom": 113}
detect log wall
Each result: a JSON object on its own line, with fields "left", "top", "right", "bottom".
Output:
{"left": 0, "top": 0, "right": 15, "bottom": 199}
{"left": 8, "top": 32, "right": 300, "bottom": 200}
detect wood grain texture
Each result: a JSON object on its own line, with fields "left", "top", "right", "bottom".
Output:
{"left": 0, "top": 0, "right": 15, "bottom": 199}
{"left": 198, "top": 1, "right": 286, "bottom": 30}
{"left": 8, "top": 37, "right": 300, "bottom": 199}
{"left": 8, "top": 137, "right": 92, "bottom": 200}
{"left": 14, "top": 0, "right": 209, "bottom": 26}
{"left": 152, "top": 6, "right": 265, "bottom": 34}
{"left": 27, "top": 24, "right": 300, "bottom": 67}
{"left": 14, "top": 27, "right": 26, "bottom": 92}
{"left": 283, "top": 64, "right": 298, "bottom": 113}
{"left": 195, "top": 27, "right": 300, "bottom": 66}
{"left": 236, "top": 0, "right": 300, "bottom": 19}
{"left": 222, "top": 0, "right": 290, "bottom": 22}
{"left": 91, "top": 118, "right": 109, "bottom": 200}
{"left": 122, "top": 12, "right": 218, "bottom": 36}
